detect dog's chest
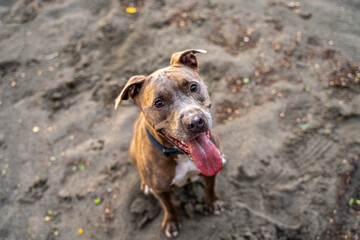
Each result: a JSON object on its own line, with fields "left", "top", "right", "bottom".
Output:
{"left": 171, "top": 155, "right": 200, "bottom": 187}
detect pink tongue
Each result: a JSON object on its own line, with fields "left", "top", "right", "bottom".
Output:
{"left": 186, "top": 133, "right": 223, "bottom": 176}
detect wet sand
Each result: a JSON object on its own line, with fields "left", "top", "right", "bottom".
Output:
{"left": 0, "top": 0, "right": 359, "bottom": 239}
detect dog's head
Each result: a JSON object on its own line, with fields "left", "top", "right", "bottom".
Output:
{"left": 115, "top": 49, "right": 212, "bottom": 141}
{"left": 115, "top": 49, "right": 222, "bottom": 176}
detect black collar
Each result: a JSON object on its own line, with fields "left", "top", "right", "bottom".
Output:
{"left": 145, "top": 126, "right": 184, "bottom": 157}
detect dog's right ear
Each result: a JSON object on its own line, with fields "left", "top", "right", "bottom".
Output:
{"left": 170, "top": 49, "right": 207, "bottom": 70}
{"left": 114, "top": 75, "right": 146, "bottom": 110}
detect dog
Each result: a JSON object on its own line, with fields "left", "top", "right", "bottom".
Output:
{"left": 115, "top": 49, "right": 225, "bottom": 238}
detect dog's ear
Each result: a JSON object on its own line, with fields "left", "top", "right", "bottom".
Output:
{"left": 170, "top": 49, "right": 207, "bottom": 70}
{"left": 114, "top": 75, "right": 146, "bottom": 110}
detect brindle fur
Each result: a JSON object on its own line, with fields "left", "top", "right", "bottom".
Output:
{"left": 115, "top": 49, "right": 224, "bottom": 238}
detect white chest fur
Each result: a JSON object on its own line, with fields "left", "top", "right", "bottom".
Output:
{"left": 171, "top": 154, "right": 227, "bottom": 187}
{"left": 171, "top": 155, "right": 200, "bottom": 187}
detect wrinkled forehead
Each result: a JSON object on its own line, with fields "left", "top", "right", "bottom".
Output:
{"left": 151, "top": 66, "right": 201, "bottom": 86}
{"left": 144, "top": 66, "right": 202, "bottom": 97}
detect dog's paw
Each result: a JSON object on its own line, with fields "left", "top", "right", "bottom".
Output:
{"left": 208, "top": 199, "right": 225, "bottom": 215}
{"left": 163, "top": 220, "right": 180, "bottom": 238}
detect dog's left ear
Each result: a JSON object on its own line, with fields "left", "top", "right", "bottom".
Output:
{"left": 170, "top": 49, "right": 207, "bottom": 70}
{"left": 114, "top": 75, "right": 146, "bottom": 110}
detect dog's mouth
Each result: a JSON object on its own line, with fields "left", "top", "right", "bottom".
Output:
{"left": 160, "top": 131, "right": 223, "bottom": 176}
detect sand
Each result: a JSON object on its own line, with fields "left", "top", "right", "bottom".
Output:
{"left": 0, "top": 0, "right": 359, "bottom": 239}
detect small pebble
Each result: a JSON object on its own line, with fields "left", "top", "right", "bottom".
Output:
{"left": 273, "top": 44, "right": 281, "bottom": 50}
{"left": 247, "top": 27, "right": 255, "bottom": 35}
{"left": 300, "top": 11, "right": 312, "bottom": 19}
{"left": 287, "top": 1, "right": 301, "bottom": 8}
{"left": 32, "top": 126, "right": 40, "bottom": 133}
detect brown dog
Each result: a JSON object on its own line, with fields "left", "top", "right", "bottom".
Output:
{"left": 115, "top": 49, "right": 225, "bottom": 238}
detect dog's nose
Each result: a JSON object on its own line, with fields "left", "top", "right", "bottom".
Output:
{"left": 183, "top": 114, "right": 205, "bottom": 133}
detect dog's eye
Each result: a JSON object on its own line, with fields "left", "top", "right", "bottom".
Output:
{"left": 154, "top": 99, "right": 165, "bottom": 108}
{"left": 189, "top": 83, "right": 198, "bottom": 93}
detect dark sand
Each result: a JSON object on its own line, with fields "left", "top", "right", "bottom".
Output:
{"left": 0, "top": 0, "right": 359, "bottom": 239}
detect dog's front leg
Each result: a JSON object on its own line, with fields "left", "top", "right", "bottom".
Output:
{"left": 204, "top": 175, "right": 224, "bottom": 215}
{"left": 153, "top": 191, "right": 180, "bottom": 238}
